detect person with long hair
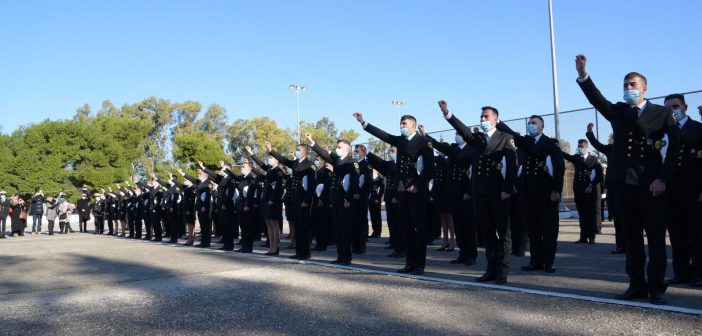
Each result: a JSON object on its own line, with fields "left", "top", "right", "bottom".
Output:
{"left": 246, "top": 146, "right": 284, "bottom": 255}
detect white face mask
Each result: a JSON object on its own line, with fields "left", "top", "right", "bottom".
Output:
{"left": 242, "top": 169, "right": 251, "bottom": 176}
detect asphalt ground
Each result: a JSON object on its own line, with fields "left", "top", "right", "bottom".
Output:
{"left": 0, "top": 218, "right": 701, "bottom": 335}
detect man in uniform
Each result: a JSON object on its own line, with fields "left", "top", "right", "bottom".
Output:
{"left": 354, "top": 112, "right": 435, "bottom": 275}
{"left": 439, "top": 101, "right": 517, "bottom": 284}
{"left": 352, "top": 144, "right": 372, "bottom": 254}
{"left": 575, "top": 54, "right": 679, "bottom": 304}
{"left": 308, "top": 133, "right": 360, "bottom": 265}
{"left": 562, "top": 139, "right": 603, "bottom": 245}
{"left": 267, "top": 141, "right": 316, "bottom": 260}
{"left": 367, "top": 147, "right": 404, "bottom": 258}
{"left": 662, "top": 93, "right": 702, "bottom": 288}
{"left": 497, "top": 116, "right": 565, "bottom": 273}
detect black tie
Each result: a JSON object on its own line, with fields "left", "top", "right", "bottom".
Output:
{"left": 633, "top": 107, "right": 640, "bottom": 121}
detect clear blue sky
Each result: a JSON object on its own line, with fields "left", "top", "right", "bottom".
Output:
{"left": 2, "top": 0, "right": 701, "bottom": 150}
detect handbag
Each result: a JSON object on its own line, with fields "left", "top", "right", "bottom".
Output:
{"left": 19, "top": 209, "right": 28, "bottom": 220}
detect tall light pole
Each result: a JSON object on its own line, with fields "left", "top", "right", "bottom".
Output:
{"left": 392, "top": 100, "right": 406, "bottom": 125}
{"left": 548, "top": 0, "right": 560, "bottom": 140}
{"left": 289, "top": 84, "right": 307, "bottom": 142}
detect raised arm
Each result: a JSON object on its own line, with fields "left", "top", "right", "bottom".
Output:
{"left": 575, "top": 54, "right": 615, "bottom": 122}
{"left": 366, "top": 153, "right": 389, "bottom": 176}
{"left": 353, "top": 112, "right": 400, "bottom": 146}
{"left": 438, "top": 100, "right": 477, "bottom": 144}
{"left": 420, "top": 125, "right": 452, "bottom": 155}
{"left": 495, "top": 121, "right": 528, "bottom": 147}
{"left": 307, "top": 133, "right": 337, "bottom": 165}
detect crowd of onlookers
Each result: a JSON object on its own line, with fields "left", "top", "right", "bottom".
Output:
{"left": 0, "top": 190, "right": 76, "bottom": 238}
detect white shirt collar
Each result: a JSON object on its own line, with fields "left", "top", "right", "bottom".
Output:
{"left": 459, "top": 143, "right": 466, "bottom": 150}
{"left": 679, "top": 115, "right": 689, "bottom": 128}
{"left": 407, "top": 132, "right": 417, "bottom": 141}
{"left": 636, "top": 100, "right": 648, "bottom": 116}
{"left": 533, "top": 134, "right": 542, "bottom": 143}
{"left": 486, "top": 128, "right": 497, "bottom": 138}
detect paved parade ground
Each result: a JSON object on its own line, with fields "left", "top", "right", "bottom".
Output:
{"left": 1, "top": 219, "right": 701, "bottom": 335}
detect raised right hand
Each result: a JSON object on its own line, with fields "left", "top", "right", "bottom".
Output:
{"left": 353, "top": 112, "right": 364, "bottom": 124}
{"left": 575, "top": 54, "right": 588, "bottom": 79}
{"left": 438, "top": 100, "right": 449, "bottom": 116}
{"left": 587, "top": 122, "right": 594, "bottom": 133}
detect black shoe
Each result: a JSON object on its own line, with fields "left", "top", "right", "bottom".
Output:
{"left": 153, "top": 238, "right": 162, "bottom": 242}
{"left": 411, "top": 267, "right": 425, "bottom": 275}
{"left": 296, "top": 255, "right": 310, "bottom": 260}
{"left": 369, "top": 233, "right": 380, "bottom": 238}
{"left": 495, "top": 273, "right": 507, "bottom": 284}
{"left": 285, "top": 244, "right": 295, "bottom": 249}
{"left": 311, "top": 246, "right": 327, "bottom": 252}
{"left": 264, "top": 249, "right": 280, "bottom": 256}
{"left": 521, "top": 263, "right": 543, "bottom": 271}
{"left": 352, "top": 249, "right": 366, "bottom": 254}
{"left": 666, "top": 278, "right": 689, "bottom": 285}
{"left": 544, "top": 264, "right": 556, "bottom": 273}
{"left": 196, "top": 243, "right": 210, "bottom": 248}
{"left": 649, "top": 291, "right": 667, "bottom": 305}
{"left": 611, "top": 248, "right": 625, "bottom": 254}
{"left": 398, "top": 266, "right": 413, "bottom": 273}
{"left": 476, "top": 272, "right": 497, "bottom": 283}
{"left": 465, "top": 258, "right": 476, "bottom": 266}
{"left": 587, "top": 238, "right": 596, "bottom": 244}
{"left": 289, "top": 255, "right": 301, "bottom": 259}
{"left": 615, "top": 288, "right": 648, "bottom": 300}
{"left": 574, "top": 238, "right": 587, "bottom": 244}
{"left": 236, "top": 248, "right": 253, "bottom": 253}
{"left": 221, "top": 246, "right": 234, "bottom": 251}
{"left": 384, "top": 245, "right": 394, "bottom": 250}
{"left": 331, "top": 259, "right": 343, "bottom": 264}
{"left": 168, "top": 240, "right": 178, "bottom": 244}
{"left": 511, "top": 250, "right": 525, "bottom": 257}
{"left": 449, "top": 258, "right": 467, "bottom": 264}
{"left": 690, "top": 279, "right": 702, "bottom": 288}
{"left": 183, "top": 242, "right": 193, "bottom": 246}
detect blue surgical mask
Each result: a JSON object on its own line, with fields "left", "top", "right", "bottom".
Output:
{"left": 623, "top": 90, "right": 641, "bottom": 106}
{"left": 455, "top": 134, "right": 465, "bottom": 145}
{"left": 389, "top": 153, "right": 397, "bottom": 162}
{"left": 479, "top": 121, "right": 492, "bottom": 133}
{"left": 314, "top": 160, "right": 321, "bottom": 168}
{"left": 576, "top": 147, "right": 586, "bottom": 156}
{"left": 673, "top": 109, "right": 685, "bottom": 122}
{"left": 286, "top": 168, "right": 293, "bottom": 175}
{"left": 294, "top": 150, "right": 302, "bottom": 160}
{"left": 267, "top": 158, "right": 275, "bottom": 166}
{"left": 400, "top": 127, "right": 409, "bottom": 137}
{"left": 353, "top": 154, "right": 360, "bottom": 161}
{"left": 526, "top": 124, "right": 539, "bottom": 136}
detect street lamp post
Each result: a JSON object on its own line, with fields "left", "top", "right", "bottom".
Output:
{"left": 548, "top": 0, "right": 560, "bottom": 140}
{"left": 289, "top": 84, "right": 307, "bottom": 142}
{"left": 392, "top": 100, "right": 406, "bottom": 124}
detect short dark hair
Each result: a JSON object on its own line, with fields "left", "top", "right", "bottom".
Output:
{"left": 481, "top": 106, "right": 499, "bottom": 116}
{"left": 624, "top": 72, "right": 647, "bottom": 86}
{"left": 337, "top": 139, "right": 350, "bottom": 147}
{"left": 400, "top": 115, "right": 416, "bottom": 123}
{"left": 529, "top": 115, "right": 544, "bottom": 124}
{"left": 297, "top": 144, "right": 310, "bottom": 151}
{"left": 578, "top": 139, "right": 589, "bottom": 145}
{"left": 664, "top": 93, "right": 686, "bottom": 104}
{"left": 354, "top": 144, "right": 367, "bottom": 153}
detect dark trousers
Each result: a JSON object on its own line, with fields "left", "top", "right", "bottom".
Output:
{"left": 79, "top": 218, "right": 89, "bottom": 232}
{"left": 509, "top": 191, "right": 528, "bottom": 254}
{"left": 47, "top": 220, "right": 55, "bottom": 235}
{"left": 168, "top": 212, "right": 181, "bottom": 242}
{"left": 397, "top": 191, "right": 429, "bottom": 269}
{"left": 606, "top": 186, "right": 625, "bottom": 249}
{"left": 127, "top": 213, "right": 135, "bottom": 238}
{"left": 369, "top": 200, "right": 382, "bottom": 236}
{"left": 32, "top": 215, "right": 43, "bottom": 232}
{"left": 612, "top": 184, "right": 667, "bottom": 292}
{"left": 333, "top": 200, "right": 355, "bottom": 262}
{"left": 313, "top": 204, "right": 331, "bottom": 248}
{"left": 386, "top": 200, "right": 404, "bottom": 253}
{"left": 295, "top": 199, "right": 312, "bottom": 258}
{"left": 474, "top": 195, "right": 511, "bottom": 274}
{"left": 150, "top": 212, "right": 162, "bottom": 239}
{"left": 95, "top": 216, "right": 104, "bottom": 234}
{"left": 107, "top": 218, "right": 115, "bottom": 234}
{"left": 133, "top": 217, "right": 143, "bottom": 239}
{"left": 198, "top": 210, "right": 211, "bottom": 246}
{"left": 575, "top": 188, "right": 599, "bottom": 240}
{"left": 453, "top": 195, "right": 477, "bottom": 260}
{"left": 666, "top": 189, "right": 702, "bottom": 282}
{"left": 220, "top": 209, "right": 235, "bottom": 249}
{"left": 143, "top": 214, "right": 152, "bottom": 238}
{"left": 352, "top": 197, "right": 368, "bottom": 251}
{"left": 240, "top": 209, "right": 255, "bottom": 249}
{"left": 525, "top": 192, "right": 559, "bottom": 266}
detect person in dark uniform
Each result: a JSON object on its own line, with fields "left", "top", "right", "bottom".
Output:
{"left": 575, "top": 54, "right": 680, "bottom": 305}
{"left": 149, "top": 179, "right": 165, "bottom": 241}
{"left": 0, "top": 191, "right": 10, "bottom": 238}
{"left": 231, "top": 161, "right": 258, "bottom": 253}
{"left": 439, "top": 101, "right": 517, "bottom": 284}
{"left": 497, "top": 116, "right": 565, "bottom": 273}
{"left": 91, "top": 193, "right": 105, "bottom": 234}
{"left": 192, "top": 167, "right": 212, "bottom": 248}
{"left": 562, "top": 139, "right": 603, "bottom": 244}
{"left": 162, "top": 174, "right": 183, "bottom": 244}
{"left": 662, "top": 93, "right": 702, "bottom": 288}
{"left": 247, "top": 146, "right": 285, "bottom": 255}
{"left": 352, "top": 144, "right": 372, "bottom": 254}
{"left": 312, "top": 154, "right": 333, "bottom": 251}
{"left": 177, "top": 168, "right": 199, "bottom": 246}
{"left": 201, "top": 162, "right": 236, "bottom": 250}
{"left": 104, "top": 189, "right": 118, "bottom": 236}
{"left": 354, "top": 112, "right": 435, "bottom": 275}
{"left": 30, "top": 190, "right": 45, "bottom": 234}
{"left": 266, "top": 141, "right": 316, "bottom": 260}
{"left": 308, "top": 133, "right": 359, "bottom": 265}
{"left": 76, "top": 192, "right": 91, "bottom": 233}
{"left": 368, "top": 168, "right": 385, "bottom": 239}
{"left": 585, "top": 124, "right": 623, "bottom": 254}
{"left": 421, "top": 143, "right": 454, "bottom": 251}
{"left": 367, "top": 147, "right": 405, "bottom": 258}
{"left": 422, "top": 127, "right": 475, "bottom": 263}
